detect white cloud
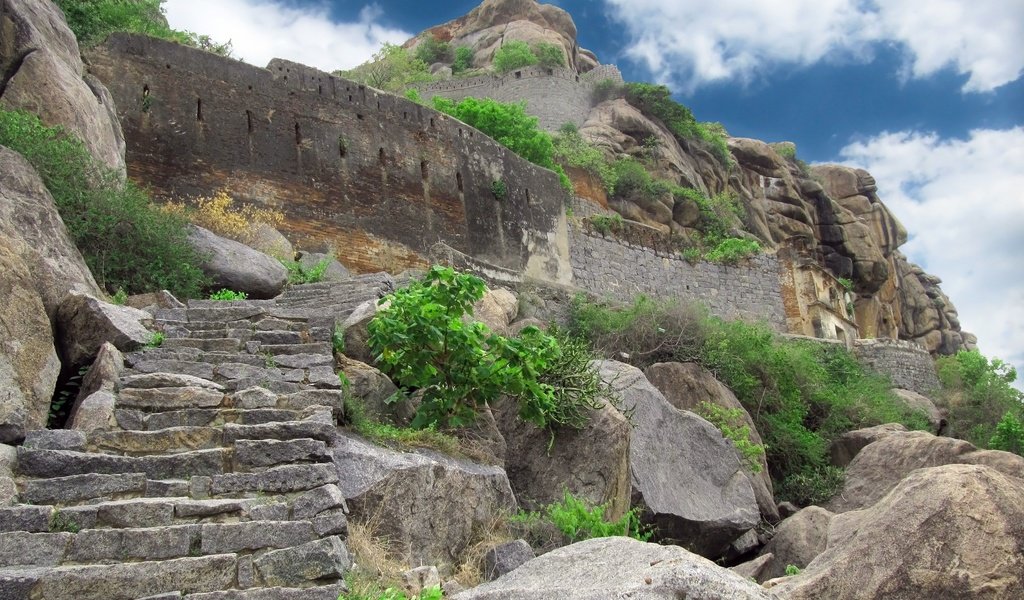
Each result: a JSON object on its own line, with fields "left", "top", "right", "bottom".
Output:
{"left": 836, "top": 127, "right": 1024, "bottom": 386}
{"left": 604, "top": 0, "right": 1024, "bottom": 93}
{"left": 162, "top": 0, "right": 411, "bottom": 73}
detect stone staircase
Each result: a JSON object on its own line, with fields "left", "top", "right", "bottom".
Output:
{"left": 0, "top": 276, "right": 398, "bottom": 600}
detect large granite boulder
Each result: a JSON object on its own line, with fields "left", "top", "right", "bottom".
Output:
{"left": 828, "top": 422, "right": 907, "bottom": 468}
{"left": 331, "top": 433, "right": 516, "bottom": 570}
{"left": 645, "top": 362, "right": 778, "bottom": 523}
{"left": 755, "top": 506, "right": 833, "bottom": 582}
{"left": 0, "top": 238, "right": 61, "bottom": 443}
{"left": 828, "top": 429, "right": 1024, "bottom": 512}
{"left": 0, "top": 0, "right": 126, "bottom": 172}
{"left": 0, "top": 147, "right": 101, "bottom": 318}
{"left": 597, "top": 360, "right": 759, "bottom": 557}
{"left": 453, "top": 536, "right": 778, "bottom": 599}
{"left": 493, "top": 395, "right": 631, "bottom": 519}
{"left": 472, "top": 287, "right": 518, "bottom": 336}
{"left": 892, "top": 388, "right": 944, "bottom": 433}
{"left": 188, "top": 225, "right": 288, "bottom": 299}
{"left": 56, "top": 293, "right": 152, "bottom": 367}
{"left": 769, "top": 464, "right": 1024, "bottom": 599}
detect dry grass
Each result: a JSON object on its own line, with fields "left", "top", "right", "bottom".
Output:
{"left": 163, "top": 190, "right": 284, "bottom": 245}
{"left": 450, "top": 513, "right": 517, "bottom": 588}
{"left": 345, "top": 520, "right": 408, "bottom": 597}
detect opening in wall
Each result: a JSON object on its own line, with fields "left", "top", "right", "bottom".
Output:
{"left": 421, "top": 160, "right": 429, "bottom": 181}
{"left": 456, "top": 172, "right": 464, "bottom": 192}
{"left": 196, "top": 98, "right": 203, "bottom": 121}
{"left": 378, "top": 147, "right": 385, "bottom": 164}
{"left": 294, "top": 122, "right": 302, "bottom": 145}
{"left": 246, "top": 110, "right": 253, "bottom": 133}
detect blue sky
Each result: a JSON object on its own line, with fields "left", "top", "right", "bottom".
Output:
{"left": 163, "top": 0, "right": 1024, "bottom": 386}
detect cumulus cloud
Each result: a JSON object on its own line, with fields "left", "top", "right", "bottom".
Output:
{"left": 163, "top": 0, "right": 411, "bottom": 73}
{"left": 836, "top": 127, "right": 1024, "bottom": 383}
{"left": 604, "top": 0, "right": 1024, "bottom": 93}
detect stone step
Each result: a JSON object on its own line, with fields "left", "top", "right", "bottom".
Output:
{"left": 185, "top": 306, "right": 271, "bottom": 323}
{"left": 182, "top": 582, "right": 348, "bottom": 600}
{"left": 207, "top": 464, "right": 339, "bottom": 496}
{"left": 85, "top": 427, "right": 225, "bottom": 455}
{"left": 186, "top": 299, "right": 278, "bottom": 310}
{"left": 18, "top": 472, "right": 148, "bottom": 505}
{"left": 114, "top": 408, "right": 313, "bottom": 431}
{"left": 117, "top": 386, "right": 227, "bottom": 411}
{"left": 231, "top": 438, "right": 330, "bottom": 472}
{"left": 259, "top": 342, "right": 332, "bottom": 356}
{"left": 0, "top": 505, "right": 53, "bottom": 533}
{"left": 121, "top": 373, "right": 225, "bottom": 391}
{"left": 16, "top": 447, "right": 228, "bottom": 480}
{"left": 163, "top": 338, "right": 244, "bottom": 352}
{"left": 221, "top": 420, "right": 335, "bottom": 444}
{"left": 126, "top": 349, "right": 264, "bottom": 366}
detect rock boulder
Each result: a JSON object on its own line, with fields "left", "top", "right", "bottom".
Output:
{"left": 188, "top": 225, "right": 288, "bottom": 299}
{"left": 56, "top": 293, "right": 153, "bottom": 367}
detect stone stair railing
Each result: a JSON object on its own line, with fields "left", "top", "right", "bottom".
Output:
{"left": 0, "top": 275, "right": 397, "bottom": 600}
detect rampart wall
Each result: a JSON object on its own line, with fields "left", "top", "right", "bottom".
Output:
{"left": 86, "top": 34, "right": 571, "bottom": 281}
{"left": 853, "top": 339, "right": 942, "bottom": 395}
{"left": 419, "top": 64, "right": 623, "bottom": 132}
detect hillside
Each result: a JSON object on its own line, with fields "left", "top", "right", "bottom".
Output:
{"left": 0, "top": 1, "right": 1022, "bottom": 599}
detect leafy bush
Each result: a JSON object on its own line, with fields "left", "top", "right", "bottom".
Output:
{"left": 534, "top": 42, "right": 566, "bottom": 68}
{"left": 414, "top": 35, "right": 450, "bottom": 65}
{"left": 490, "top": 179, "right": 508, "bottom": 200}
{"left": 145, "top": 331, "right": 166, "bottom": 348}
{"left": 588, "top": 213, "right": 624, "bottom": 235}
{"left": 771, "top": 142, "right": 797, "bottom": 160}
{"left": 513, "top": 490, "right": 650, "bottom": 547}
{"left": 432, "top": 96, "right": 572, "bottom": 193}
{"left": 339, "top": 43, "right": 434, "bottom": 92}
{"left": 622, "top": 82, "right": 732, "bottom": 167}
{"left": 695, "top": 402, "right": 765, "bottom": 472}
{"left": 452, "top": 47, "right": 474, "bottom": 74}
{"left": 785, "top": 564, "right": 801, "bottom": 576}
{"left": 162, "top": 190, "right": 283, "bottom": 245}
{"left": 777, "top": 466, "right": 845, "bottom": 506}
{"left": 282, "top": 255, "right": 332, "bottom": 285}
{"left": 591, "top": 78, "right": 624, "bottom": 104}
{"left": 989, "top": 411, "right": 1024, "bottom": 455}
{"left": 208, "top": 289, "right": 247, "bottom": 301}
{"left": 0, "top": 109, "right": 207, "bottom": 298}
{"left": 55, "top": 0, "right": 231, "bottom": 54}
{"left": 552, "top": 129, "right": 616, "bottom": 191}
{"left": 937, "top": 350, "right": 1024, "bottom": 448}
{"left": 343, "top": 396, "right": 461, "bottom": 456}
{"left": 367, "top": 266, "right": 604, "bottom": 430}
{"left": 705, "top": 238, "right": 761, "bottom": 264}
{"left": 493, "top": 40, "right": 538, "bottom": 73}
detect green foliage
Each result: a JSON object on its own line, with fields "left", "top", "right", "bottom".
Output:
{"left": 49, "top": 511, "right": 81, "bottom": 534}
{"left": 695, "top": 402, "right": 765, "bottom": 472}
{"left": 404, "top": 88, "right": 424, "bottom": 104}
{"left": 705, "top": 238, "right": 761, "bottom": 264}
{"left": 836, "top": 277, "right": 853, "bottom": 291}
{"left": 513, "top": 490, "right": 650, "bottom": 545}
{"left": 111, "top": 287, "right": 129, "bottom": 305}
{"left": 55, "top": 0, "right": 231, "bottom": 54}
{"left": 588, "top": 213, "right": 624, "bottom": 235}
{"left": 777, "top": 466, "right": 845, "bottom": 506}
{"left": 938, "top": 350, "right": 1024, "bottom": 448}
{"left": 534, "top": 42, "right": 566, "bottom": 68}
{"left": 344, "top": 396, "right": 461, "bottom": 456}
{"left": 346, "top": 583, "right": 443, "bottom": 600}
{"left": 622, "top": 83, "right": 732, "bottom": 167}
{"left": 367, "top": 266, "right": 604, "bottom": 431}
{"left": 0, "top": 109, "right": 207, "bottom": 298}
{"left": 591, "top": 78, "right": 624, "bottom": 104}
{"left": 989, "top": 411, "right": 1024, "bottom": 456}
{"left": 49, "top": 366, "right": 87, "bottom": 426}
{"left": 493, "top": 40, "right": 538, "bottom": 73}
{"left": 431, "top": 96, "right": 571, "bottom": 192}
{"left": 145, "top": 331, "right": 165, "bottom": 348}
{"left": 339, "top": 43, "right": 434, "bottom": 92}
{"left": 490, "top": 179, "right": 508, "bottom": 200}
{"left": 772, "top": 143, "right": 797, "bottom": 160}
{"left": 452, "top": 46, "right": 474, "bottom": 74}
{"left": 208, "top": 289, "right": 248, "bottom": 301}
{"left": 283, "top": 255, "right": 333, "bottom": 285}
{"left": 332, "top": 324, "right": 345, "bottom": 356}
{"left": 785, "top": 565, "right": 801, "bottom": 576}
{"left": 552, "top": 129, "right": 615, "bottom": 191}
{"left": 414, "top": 35, "right": 451, "bottom": 65}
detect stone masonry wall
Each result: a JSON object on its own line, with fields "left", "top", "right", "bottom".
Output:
{"left": 853, "top": 339, "right": 942, "bottom": 395}
{"left": 420, "top": 65, "right": 623, "bottom": 132}
{"left": 86, "top": 35, "right": 569, "bottom": 278}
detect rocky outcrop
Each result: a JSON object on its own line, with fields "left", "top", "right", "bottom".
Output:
{"left": 892, "top": 388, "right": 945, "bottom": 433}
{"left": 828, "top": 422, "right": 907, "bottom": 467}
{"left": 770, "top": 464, "right": 1024, "bottom": 599}
{"left": 0, "top": 0, "right": 126, "bottom": 172}
{"left": 597, "top": 360, "right": 759, "bottom": 557}
{"left": 755, "top": 506, "right": 833, "bottom": 582}
{"left": 331, "top": 432, "right": 517, "bottom": 570}
{"left": 453, "top": 536, "right": 778, "bottom": 599}
{"left": 828, "top": 429, "right": 1024, "bottom": 512}
{"left": 188, "top": 225, "right": 288, "bottom": 299}
{"left": 56, "top": 293, "right": 153, "bottom": 367}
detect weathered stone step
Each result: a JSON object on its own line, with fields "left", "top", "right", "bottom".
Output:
{"left": 0, "top": 505, "right": 53, "bottom": 533}
{"left": 126, "top": 348, "right": 264, "bottom": 366}
{"left": 18, "top": 472, "right": 148, "bottom": 505}
{"left": 259, "top": 342, "right": 332, "bottom": 356}
{"left": 0, "top": 531, "right": 73, "bottom": 568}
{"left": 16, "top": 447, "right": 227, "bottom": 480}
{"left": 85, "top": 427, "right": 225, "bottom": 455}
{"left": 118, "top": 386, "right": 227, "bottom": 411}
{"left": 232, "top": 438, "right": 330, "bottom": 471}
{"left": 0, "top": 553, "right": 238, "bottom": 600}
{"left": 186, "top": 299, "right": 278, "bottom": 310}
{"left": 114, "top": 407, "right": 314, "bottom": 431}
{"left": 122, "top": 373, "right": 225, "bottom": 391}
{"left": 163, "top": 338, "right": 244, "bottom": 352}
{"left": 182, "top": 582, "right": 348, "bottom": 600}
{"left": 208, "top": 464, "right": 339, "bottom": 496}
{"left": 222, "top": 420, "right": 335, "bottom": 444}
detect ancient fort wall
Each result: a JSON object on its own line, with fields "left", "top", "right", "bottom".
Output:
{"left": 854, "top": 339, "right": 942, "bottom": 395}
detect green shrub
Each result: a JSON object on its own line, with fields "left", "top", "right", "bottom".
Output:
{"left": 589, "top": 213, "right": 624, "bottom": 235}
{"left": 452, "top": 46, "right": 474, "bottom": 74}
{"left": 432, "top": 96, "right": 571, "bottom": 193}
{"left": 490, "top": 179, "right": 508, "bottom": 200}
{"left": 705, "top": 238, "right": 761, "bottom": 264}
{"left": 145, "top": 331, "right": 165, "bottom": 348}
{"left": 332, "top": 324, "right": 345, "bottom": 355}
{"left": 208, "top": 289, "right": 247, "bottom": 301}
{"left": 343, "top": 396, "right": 460, "bottom": 456}
{"left": 338, "top": 43, "right": 433, "bottom": 92}
{"left": 777, "top": 466, "right": 845, "bottom": 506}
{"left": 111, "top": 287, "right": 128, "bottom": 305}
{"left": 0, "top": 109, "right": 207, "bottom": 298}
{"left": 989, "top": 411, "right": 1024, "bottom": 455}
{"left": 55, "top": 0, "right": 231, "bottom": 54}
{"left": 282, "top": 255, "right": 332, "bottom": 285}
{"left": 591, "top": 78, "right": 624, "bottom": 104}
{"left": 404, "top": 88, "right": 424, "bottom": 104}
{"left": 695, "top": 402, "right": 765, "bottom": 472}
{"left": 367, "top": 266, "right": 605, "bottom": 430}
{"left": 552, "top": 129, "right": 615, "bottom": 191}
{"left": 937, "top": 350, "right": 1024, "bottom": 448}
{"left": 772, "top": 143, "right": 797, "bottom": 160}
{"left": 622, "top": 82, "right": 732, "bottom": 167}
{"left": 534, "top": 42, "right": 566, "bottom": 68}
{"left": 493, "top": 40, "right": 538, "bottom": 73}
{"left": 513, "top": 490, "right": 650, "bottom": 546}
{"left": 785, "top": 564, "right": 801, "bottom": 576}
{"left": 414, "top": 35, "right": 450, "bottom": 65}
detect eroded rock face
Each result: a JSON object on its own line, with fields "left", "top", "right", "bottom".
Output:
{"left": 0, "top": 0, "right": 126, "bottom": 172}
{"left": 331, "top": 433, "right": 517, "bottom": 570}
{"left": 755, "top": 506, "right": 834, "bottom": 582}
{"left": 188, "top": 226, "right": 288, "bottom": 299}
{"left": 597, "top": 360, "right": 759, "bottom": 557}
{"left": 770, "top": 464, "right": 1024, "bottom": 599}
{"left": 828, "top": 429, "right": 1024, "bottom": 512}
{"left": 57, "top": 293, "right": 153, "bottom": 367}
{"left": 454, "top": 536, "right": 779, "bottom": 600}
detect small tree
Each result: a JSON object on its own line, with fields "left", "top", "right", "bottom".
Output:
{"left": 452, "top": 47, "right": 474, "bottom": 74}
{"left": 338, "top": 43, "right": 433, "bottom": 92}
{"left": 989, "top": 411, "right": 1024, "bottom": 456}
{"left": 414, "top": 34, "right": 451, "bottom": 64}
{"left": 534, "top": 42, "right": 566, "bottom": 68}
{"left": 493, "top": 40, "right": 537, "bottom": 73}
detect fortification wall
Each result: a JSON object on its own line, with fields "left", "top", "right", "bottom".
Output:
{"left": 419, "top": 64, "right": 623, "bottom": 132}
{"left": 86, "top": 34, "right": 571, "bottom": 280}
{"left": 853, "top": 339, "right": 941, "bottom": 395}
{"left": 566, "top": 207, "right": 788, "bottom": 330}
